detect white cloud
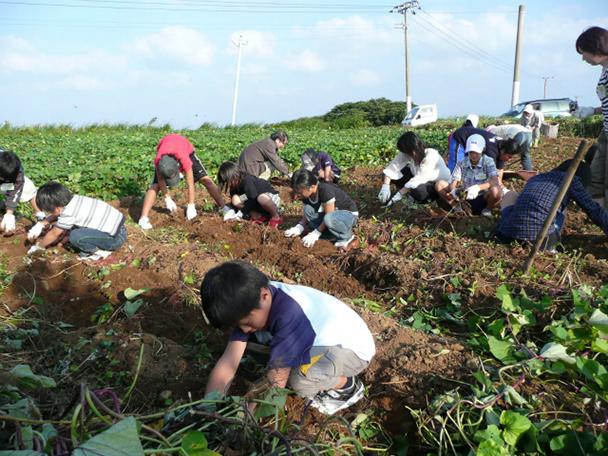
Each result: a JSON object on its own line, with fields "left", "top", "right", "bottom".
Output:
{"left": 131, "top": 26, "right": 215, "bottom": 65}
{"left": 350, "top": 69, "right": 381, "bottom": 86}
{"left": 285, "top": 50, "right": 323, "bottom": 72}
{"left": 31, "top": 75, "right": 107, "bottom": 91}
{"left": 228, "top": 30, "right": 276, "bottom": 59}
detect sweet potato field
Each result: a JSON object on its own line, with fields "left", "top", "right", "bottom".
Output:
{"left": 1, "top": 125, "right": 608, "bottom": 455}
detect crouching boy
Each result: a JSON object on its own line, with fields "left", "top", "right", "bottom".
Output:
{"left": 201, "top": 261, "right": 375, "bottom": 415}
{"left": 28, "top": 182, "right": 127, "bottom": 261}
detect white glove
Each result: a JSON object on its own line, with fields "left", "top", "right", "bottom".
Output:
{"left": 35, "top": 211, "right": 46, "bottom": 221}
{"left": 574, "top": 106, "right": 595, "bottom": 119}
{"left": 164, "top": 196, "right": 177, "bottom": 213}
{"left": 284, "top": 224, "right": 305, "bottom": 238}
{"left": 138, "top": 217, "right": 153, "bottom": 230}
{"left": 378, "top": 184, "right": 391, "bottom": 204}
{"left": 27, "top": 244, "right": 44, "bottom": 255}
{"left": 222, "top": 205, "right": 232, "bottom": 214}
{"left": 186, "top": 204, "right": 197, "bottom": 220}
{"left": 386, "top": 191, "right": 403, "bottom": 207}
{"left": 302, "top": 229, "right": 321, "bottom": 248}
{"left": 0, "top": 213, "right": 16, "bottom": 233}
{"left": 466, "top": 185, "right": 481, "bottom": 200}
{"left": 223, "top": 208, "right": 238, "bottom": 221}
{"left": 27, "top": 222, "right": 45, "bottom": 241}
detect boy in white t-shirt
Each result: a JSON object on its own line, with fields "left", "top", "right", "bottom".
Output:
{"left": 201, "top": 261, "right": 375, "bottom": 415}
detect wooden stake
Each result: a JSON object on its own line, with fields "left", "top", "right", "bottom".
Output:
{"left": 522, "top": 140, "right": 589, "bottom": 274}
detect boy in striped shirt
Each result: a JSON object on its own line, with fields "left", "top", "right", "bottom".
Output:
{"left": 27, "top": 182, "right": 127, "bottom": 261}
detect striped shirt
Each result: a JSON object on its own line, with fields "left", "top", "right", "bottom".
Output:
{"left": 598, "top": 65, "right": 608, "bottom": 134}
{"left": 56, "top": 195, "right": 124, "bottom": 235}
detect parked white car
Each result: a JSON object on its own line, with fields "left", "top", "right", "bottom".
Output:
{"left": 402, "top": 104, "right": 438, "bottom": 127}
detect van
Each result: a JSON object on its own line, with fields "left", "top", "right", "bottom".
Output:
{"left": 402, "top": 104, "right": 438, "bottom": 127}
{"left": 501, "top": 98, "right": 578, "bottom": 119}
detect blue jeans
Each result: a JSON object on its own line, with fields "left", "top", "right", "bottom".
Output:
{"left": 518, "top": 131, "right": 533, "bottom": 171}
{"left": 304, "top": 205, "right": 356, "bottom": 242}
{"left": 69, "top": 224, "right": 127, "bottom": 254}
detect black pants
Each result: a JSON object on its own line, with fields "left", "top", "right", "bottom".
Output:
{"left": 391, "top": 167, "right": 438, "bottom": 203}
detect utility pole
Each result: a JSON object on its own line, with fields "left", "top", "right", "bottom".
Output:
{"left": 542, "top": 76, "right": 554, "bottom": 99}
{"left": 511, "top": 4, "right": 525, "bottom": 107}
{"left": 231, "top": 35, "right": 247, "bottom": 127}
{"left": 390, "top": 1, "right": 419, "bottom": 114}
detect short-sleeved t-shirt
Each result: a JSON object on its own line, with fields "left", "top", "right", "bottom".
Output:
{"left": 303, "top": 182, "right": 357, "bottom": 213}
{"left": 312, "top": 152, "right": 341, "bottom": 178}
{"left": 56, "top": 195, "right": 125, "bottom": 236}
{"left": 231, "top": 175, "right": 278, "bottom": 200}
{"left": 153, "top": 134, "right": 195, "bottom": 172}
{"left": 230, "top": 282, "right": 375, "bottom": 369}
{"left": 452, "top": 155, "right": 498, "bottom": 188}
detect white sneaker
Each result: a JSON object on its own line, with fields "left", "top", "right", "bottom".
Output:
{"left": 138, "top": 217, "right": 152, "bottom": 230}
{"left": 79, "top": 250, "right": 112, "bottom": 261}
{"left": 334, "top": 235, "right": 355, "bottom": 248}
{"left": 309, "top": 377, "right": 365, "bottom": 415}
{"left": 481, "top": 208, "right": 493, "bottom": 218}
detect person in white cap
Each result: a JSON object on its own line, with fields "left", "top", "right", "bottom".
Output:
{"left": 435, "top": 134, "right": 502, "bottom": 217}
{"left": 464, "top": 114, "right": 479, "bottom": 128}
{"left": 520, "top": 104, "right": 544, "bottom": 148}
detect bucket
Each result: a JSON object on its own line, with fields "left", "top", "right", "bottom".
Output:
{"left": 541, "top": 122, "right": 559, "bottom": 139}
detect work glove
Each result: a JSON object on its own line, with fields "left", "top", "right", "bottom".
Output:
{"left": 27, "top": 222, "right": 45, "bottom": 241}
{"left": 574, "top": 106, "right": 595, "bottom": 119}
{"left": 223, "top": 209, "right": 243, "bottom": 221}
{"left": 221, "top": 205, "right": 232, "bottom": 215}
{"left": 27, "top": 244, "right": 44, "bottom": 255}
{"left": 164, "top": 196, "right": 178, "bottom": 213}
{"left": 284, "top": 224, "right": 305, "bottom": 238}
{"left": 378, "top": 184, "right": 391, "bottom": 204}
{"left": 138, "top": 217, "right": 153, "bottom": 230}
{"left": 466, "top": 185, "right": 481, "bottom": 200}
{"left": 0, "top": 213, "right": 16, "bottom": 233}
{"left": 302, "top": 229, "right": 321, "bottom": 248}
{"left": 386, "top": 191, "right": 403, "bottom": 207}
{"left": 35, "top": 211, "right": 46, "bottom": 221}
{"left": 186, "top": 204, "right": 197, "bottom": 220}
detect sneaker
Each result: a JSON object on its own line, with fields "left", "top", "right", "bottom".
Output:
{"left": 309, "top": 377, "right": 365, "bottom": 415}
{"left": 334, "top": 235, "right": 355, "bottom": 249}
{"left": 481, "top": 208, "right": 493, "bottom": 218}
{"left": 79, "top": 250, "right": 112, "bottom": 261}
{"left": 138, "top": 217, "right": 152, "bottom": 230}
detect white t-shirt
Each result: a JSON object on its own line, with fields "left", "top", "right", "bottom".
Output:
{"left": 57, "top": 195, "right": 124, "bottom": 235}
{"left": 383, "top": 148, "right": 450, "bottom": 187}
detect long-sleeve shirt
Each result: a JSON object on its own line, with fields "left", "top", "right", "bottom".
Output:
{"left": 520, "top": 111, "right": 544, "bottom": 131}
{"left": 497, "top": 171, "right": 608, "bottom": 241}
{"left": 0, "top": 163, "right": 26, "bottom": 210}
{"left": 597, "top": 65, "right": 608, "bottom": 134}
{"left": 383, "top": 148, "right": 450, "bottom": 188}
{"left": 238, "top": 138, "right": 289, "bottom": 176}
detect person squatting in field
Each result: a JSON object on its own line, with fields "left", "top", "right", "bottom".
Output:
{"left": 378, "top": 131, "right": 451, "bottom": 208}
{"left": 138, "top": 134, "right": 230, "bottom": 230}
{"left": 573, "top": 26, "right": 608, "bottom": 207}
{"left": 27, "top": 181, "right": 127, "bottom": 261}
{"left": 238, "top": 130, "right": 290, "bottom": 180}
{"left": 286, "top": 169, "right": 359, "bottom": 249}
{"left": 201, "top": 260, "right": 375, "bottom": 415}
{"left": 217, "top": 161, "right": 283, "bottom": 228}
{"left": 300, "top": 148, "right": 341, "bottom": 183}
{"left": 435, "top": 134, "right": 502, "bottom": 217}
{"left": 0, "top": 149, "right": 45, "bottom": 235}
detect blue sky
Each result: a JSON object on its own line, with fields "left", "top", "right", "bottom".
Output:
{"left": 0, "top": 0, "right": 606, "bottom": 128}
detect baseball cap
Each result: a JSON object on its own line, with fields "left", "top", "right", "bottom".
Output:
{"left": 465, "top": 134, "right": 486, "bottom": 154}
{"left": 466, "top": 114, "right": 479, "bottom": 128}
{"left": 157, "top": 155, "right": 180, "bottom": 187}
{"left": 523, "top": 104, "right": 534, "bottom": 114}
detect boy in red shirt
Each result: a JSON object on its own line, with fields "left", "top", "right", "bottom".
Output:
{"left": 138, "top": 134, "right": 230, "bottom": 229}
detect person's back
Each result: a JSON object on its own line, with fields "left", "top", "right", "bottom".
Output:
{"left": 448, "top": 126, "right": 498, "bottom": 172}
{"left": 238, "top": 131, "right": 289, "bottom": 179}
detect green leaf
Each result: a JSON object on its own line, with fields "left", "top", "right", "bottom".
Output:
{"left": 500, "top": 410, "right": 531, "bottom": 446}
{"left": 488, "top": 336, "right": 516, "bottom": 364}
{"left": 123, "top": 287, "right": 149, "bottom": 300}
{"left": 0, "top": 451, "right": 46, "bottom": 455}
{"left": 73, "top": 417, "right": 144, "bottom": 456}
{"left": 575, "top": 357, "right": 608, "bottom": 388}
{"left": 550, "top": 431, "right": 596, "bottom": 455}
{"left": 474, "top": 424, "right": 502, "bottom": 444}
{"left": 591, "top": 337, "right": 608, "bottom": 354}
{"left": 590, "top": 309, "right": 608, "bottom": 332}
{"left": 540, "top": 342, "right": 576, "bottom": 364}
{"left": 123, "top": 299, "right": 144, "bottom": 317}
{"left": 476, "top": 439, "right": 512, "bottom": 456}
{"left": 181, "top": 431, "right": 208, "bottom": 455}
{"left": 9, "top": 365, "right": 56, "bottom": 389}
{"left": 254, "top": 387, "right": 288, "bottom": 419}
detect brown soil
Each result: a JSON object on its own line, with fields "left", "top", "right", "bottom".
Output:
{"left": 2, "top": 135, "right": 608, "bottom": 451}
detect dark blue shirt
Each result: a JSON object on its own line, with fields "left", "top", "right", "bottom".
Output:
{"left": 312, "top": 151, "right": 341, "bottom": 179}
{"left": 451, "top": 126, "right": 501, "bottom": 168}
{"left": 497, "top": 171, "right": 608, "bottom": 241}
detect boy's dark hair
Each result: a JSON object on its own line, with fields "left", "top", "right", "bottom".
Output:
{"left": 576, "top": 26, "right": 608, "bottom": 56}
{"left": 200, "top": 260, "right": 269, "bottom": 329}
{"left": 0, "top": 150, "right": 21, "bottom": 183}
{"left": 290, "top": 168, "right": 318, "bottom": 191}
{"left": 498, "top": 138, "right": 519, "bottom": 156}
{"left": 302, "top": 148, "right": 319, "bottom": 163}
{"left": 270, "top": 130, "right": 289, "bottom": 143}
{"left": 217, "top": 161, "right": 243, "bottom": 192}
{"left": 36, "top": 181, "right": 73, "bottom": 212}
{"left": 462, "top": 119, "right": 474, "bottom": 128}
{"left": 396, "top": 131, "right": 426, "bottom": 164}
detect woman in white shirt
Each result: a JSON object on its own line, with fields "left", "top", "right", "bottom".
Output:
{"left": 378, "top": 132, "right": 451, "bottom": 207}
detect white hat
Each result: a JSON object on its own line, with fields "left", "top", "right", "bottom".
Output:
{"left": 466, "top": 114, "right": 479, "bottom": 128}
{"left": 466, "top": 134, "right": 486, "bottom": 153}
{"left": 523, "top": 104, "right": 534, "bottom": 114}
